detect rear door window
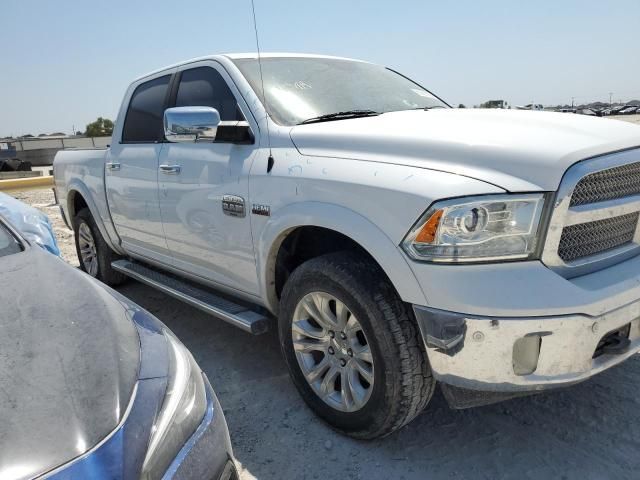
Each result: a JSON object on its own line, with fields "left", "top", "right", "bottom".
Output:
{"left": 175, "top": 67, "right": 243, "bottom": 121}
{"left": 122, "top": 75, "right": 171, "bottom": 143}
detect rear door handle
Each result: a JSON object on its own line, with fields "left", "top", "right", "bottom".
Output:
{"left": 106, "top": 162, "right": 121, "bottom": 171}
{"left": 159, "top": 164, "right": 181, "bottom": 174}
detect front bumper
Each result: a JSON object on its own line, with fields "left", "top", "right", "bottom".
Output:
{"left": 414, "top": 299, "right": 640, "bottom": 393}
{"left": 407, "top": 247, "right": 640, "bottom": 394}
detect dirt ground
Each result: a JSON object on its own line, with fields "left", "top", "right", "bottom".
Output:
{"left": 4, "top": 185, "right": 639, "bottom": 480}
{"left": 609, "top": 113, "right": 640, "bottom": 125}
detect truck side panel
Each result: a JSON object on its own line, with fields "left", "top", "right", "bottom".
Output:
{"left": 53, "top": 148, "right": 123, "bottom": 254}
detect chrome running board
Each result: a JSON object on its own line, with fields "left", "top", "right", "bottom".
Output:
{"left": 111, "top": 259, "right": 269, "bottom": 335}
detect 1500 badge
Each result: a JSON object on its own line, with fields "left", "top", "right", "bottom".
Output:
{"left": 251, "top": 204, "right": 271, "bottom": 216}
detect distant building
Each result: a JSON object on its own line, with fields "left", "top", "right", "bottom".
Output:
{"left": 480, "top": 100, "right": 508, "bottom": 109}
{"left": 3, "top": 135, "right": 111, "bottom": 166}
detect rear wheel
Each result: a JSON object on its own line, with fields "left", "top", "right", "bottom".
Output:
{"left": 279, "top": 251, "right": 435, "bottom": 439}
{"left": 73, "top": 208, "right": 126, "bottom": 286}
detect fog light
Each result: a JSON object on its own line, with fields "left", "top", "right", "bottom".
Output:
{"left": 512, "top": 335, "right": 542, "bottom": 376}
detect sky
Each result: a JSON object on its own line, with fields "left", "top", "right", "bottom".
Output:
{"left": 1, "top": 0, "right": 639, "bottom": 137}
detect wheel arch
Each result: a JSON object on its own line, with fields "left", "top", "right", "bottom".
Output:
{"left": 257, "top": 202, "right": 427, "bottom": 314}
{"left": 67, "top": 188, "right": 88, "bottom": 221}
{"left": 66, "top": 181, "right": 124, "bottom": 254}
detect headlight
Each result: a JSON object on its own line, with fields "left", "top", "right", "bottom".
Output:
{"left": 141, "top": 329, "right": 207, "bottom": 479}
{"left": 402, "top": 194, "right": 546, "bottom": 262}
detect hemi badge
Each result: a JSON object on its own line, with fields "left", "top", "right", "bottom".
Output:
{"left": 252, "top": 204, "right": 271, "bottom": 216}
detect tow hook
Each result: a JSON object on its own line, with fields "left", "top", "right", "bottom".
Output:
{"left": 601, "top": 333, "right": 631, "bottom": 355}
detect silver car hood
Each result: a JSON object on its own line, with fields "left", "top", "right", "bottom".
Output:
{"left": 0, "top": 247, "right": 139, "bottom": 479}
{"left": 290, "top": 109, "right": 640, "bottom": 191}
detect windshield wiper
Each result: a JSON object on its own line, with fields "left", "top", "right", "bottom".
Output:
{"left": 403, "top": 106, "right": 446, "bottom": 111}
{"left": 298, "top": 110, "right": 380, "bottom": 125}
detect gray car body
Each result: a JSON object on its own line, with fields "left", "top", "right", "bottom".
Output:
{"left": 0, "top": 218, "right": 233, "bottom": 479}
{"left": 0, "top": 242, "right": 139, "bottom": 478}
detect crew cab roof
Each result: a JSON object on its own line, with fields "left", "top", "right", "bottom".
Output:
{"left": 132, "top": 52, "right": 368, "bottom": 83}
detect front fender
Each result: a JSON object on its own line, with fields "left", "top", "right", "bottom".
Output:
{"left": 257, "top": 201, "right": 428, "bottom": 313}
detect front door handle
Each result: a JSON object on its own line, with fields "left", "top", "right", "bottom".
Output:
{"left": 159, "top": 164, "right": 181, "bottom": 174}
{"left": 106, "top": 162, "right": 121, "bottom": 171}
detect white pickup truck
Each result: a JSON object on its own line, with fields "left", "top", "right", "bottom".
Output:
{"left": 55, "top": 53, "right": 640, "bottom": 439}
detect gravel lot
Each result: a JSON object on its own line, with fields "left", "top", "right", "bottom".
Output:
{"left": 6, "top": 116, "right": 640, "bottom": 479}
{"left": 610, "top": 113, "right": 640, "bottom": 125}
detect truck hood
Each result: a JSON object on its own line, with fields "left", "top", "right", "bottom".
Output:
{"left": 290, "top": 109, "right": 640, "bottom": 191}
{"left": 0, "top": 247, "right": 139, "bottom": 479}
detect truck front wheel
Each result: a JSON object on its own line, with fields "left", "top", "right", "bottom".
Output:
{"left": 73, "top": 208, "right": 126, "bottom": 286}
{"left": 279, "top": 251, "right": 435, "bottom": 439}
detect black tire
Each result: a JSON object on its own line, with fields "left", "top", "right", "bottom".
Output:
{"left": 73, "top": 207, "right": 127, "bottom": 286}
{"left": 279, "top": 251, "right": 435, "bottom": 439}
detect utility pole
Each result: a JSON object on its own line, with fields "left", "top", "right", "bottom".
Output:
{"left": 571, "top": 97, "right": 575, "bottom": 109}
{"left": 609, "top": 92, "right": 613, "bottom": 107}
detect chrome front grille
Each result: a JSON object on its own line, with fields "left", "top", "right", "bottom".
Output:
{"left": 542, "top": 148, "right": 640, "bottom": 277}
{"left": 570, "top": 161, "right": 640, "bottom": 207}
{"left": 558, "top": 212, "right": 639, "bottom": 262}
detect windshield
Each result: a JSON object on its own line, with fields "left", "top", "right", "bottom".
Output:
{"left": 232, "top": 57, "right": 448, "bottom": 126}
{"left": 0, "top": 221, "right": 23, "bottom": 258}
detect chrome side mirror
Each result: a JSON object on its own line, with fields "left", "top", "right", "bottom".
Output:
{"left": 164, "top": 106, "right": 221, "bottom": 143}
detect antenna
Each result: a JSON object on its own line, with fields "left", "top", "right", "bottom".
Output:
{"left": 250, "top": 0, "right": 274, "bottom": 172}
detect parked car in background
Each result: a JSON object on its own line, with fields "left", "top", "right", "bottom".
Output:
{"left": 515, "top": 103, "right": 544, "bottom": 110}
{"left": 0, "top": 191, "right": 59, "bottom": 255}
{"left": 611, "top": 105, "right": 631, "bottom": 115}
{"left": 619, "top": 106, "right": 639, "bottom": 115}
{"left": 55, "top": 53, "right": 640, "bottom": 439}
{"left": 0, "top": 198, "right": 237, "bottom": 479}
{"left": 576, "top": 108, "right": 597, "bottom": 116}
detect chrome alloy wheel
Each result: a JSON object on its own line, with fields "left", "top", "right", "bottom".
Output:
{"left": 291, "top": 292, "right": 374, "bottom": 412}
{"left": 78, "top": 222, "right": 98, "bottom": 277}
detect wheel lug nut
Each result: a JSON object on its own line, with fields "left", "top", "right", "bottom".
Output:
{"left": 340, "top": 332, "right": 347, "bottom": 340}
{"left": 340, "top": 358, "right": 347, "bottom": 367}
{"left": 329, "top": 330, "right": 335, "bottom": 338}
{"left": 347, "top": 348, "right": 353, "bottom": 357}
{"left": 328, "top": 346, "right": 335, "bottom": 355}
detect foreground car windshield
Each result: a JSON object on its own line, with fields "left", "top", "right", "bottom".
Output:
{"left": 0, "top": 221, "right": 23, "bottom": 257}
{"left": 232, "top": 57, "right": 447, "bottom": 125}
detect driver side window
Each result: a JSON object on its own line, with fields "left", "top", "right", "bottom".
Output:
{"left": 175, "top": 67, "right": 244, "bottom": 121}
